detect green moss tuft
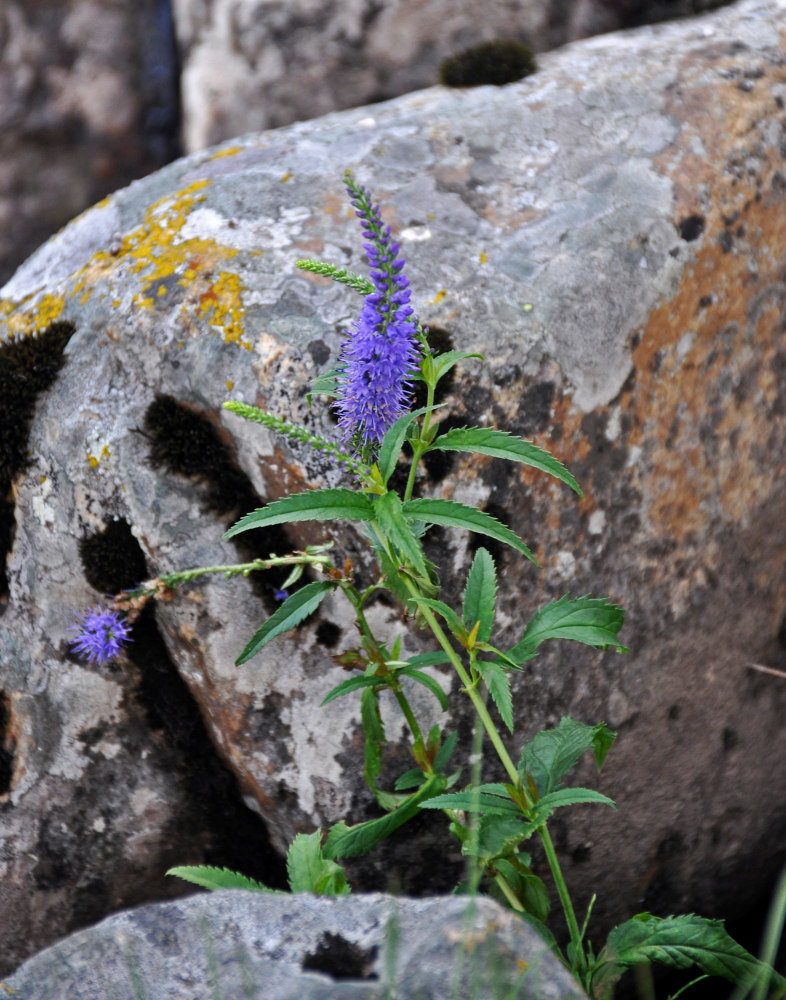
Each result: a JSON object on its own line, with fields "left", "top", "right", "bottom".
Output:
{"left": 438, "top": 40, "right": 536, "bottom": 88}
{"left": 0, "top": 320, "right": 75, "bottom": 599}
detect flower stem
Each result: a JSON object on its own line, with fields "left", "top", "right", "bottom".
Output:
{"left": 405, "top": 579, "right": 586, "bottom": 970}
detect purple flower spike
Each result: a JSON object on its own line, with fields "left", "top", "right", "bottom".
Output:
{"left": 334, "top": 173, "right": 420, "bottom": 452}
{"left": 70, "top": 606, "right": 131, "bottom": 665}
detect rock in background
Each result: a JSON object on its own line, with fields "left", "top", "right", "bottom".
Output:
{"left": 0, "top": 0, "right": 180, "bottom": 286}
{"left": 171, "top": 0, "right": 735, "bottom": 152}
{"left": 1, "top": 0, "right": 786, "bottom": 980}
{"left": 2, "top": 0, "right": 735, "bottom": 281}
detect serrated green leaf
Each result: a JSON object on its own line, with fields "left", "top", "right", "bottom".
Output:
{"left": 321, "top": 674, "right": 387, "bottom": 706}
{"left": 286, "top": 831, "right": 350, "bottom": 895}
{"left": 506, "top": 594, "right": 627, "bottom": 665}
{"left": 397, "top": 667, "right": 449, "bottom": 711}
{"left": 462, "top": 547, "right": 497, "bottom": 643}
{"left": 166, "top": 865, "right": 282, "bottom": 893}
{"left": 407, "top": 596, "right": 466, "bottom": 639}
{"left": 323, "top": 775, "right": 445, "bottom": 860}
{"left": 518, "top": 717, "right": 617, "bottom": 796}
{"left": 307, "top": 367, "right": 340, "bottom": 404}
{"left": 377, "top": 405, "right": 442, "bottom": 484}
{"left": 403, "top": 498, "right": 537, "bottom": 564}
{"left": 420, "top": 790, "right": 522, "bottom": 817}
{"left": 533, "top": 787, "right": 616, "bottom": 824}
{"left": 592, "top": 724, "right": 616, "bottom": 771}
{"left": 373, "top": 491, "right": 428, "bottom": 576}
{"left": 427, "top": 426, "right": 582, "bottom": 496}
{"left": 591, "top": 913, "right": 786, "bottom": 999}
{"left": 476, "top": 661, "right": 514, "bottom": 733}
{"left": 431, "top": 350, "right": 484, "bottom": 382}
{"left": 225, "top": 489, "right": 374, "bottom": 539}
{"left": 473, "top": 815, "right": 532, "bottom": 862}
{"left": 236, "top": 581, "right": 334, "bottom": 664}
{"left": 405, "top": 650, "right": 451, "bottom": 669}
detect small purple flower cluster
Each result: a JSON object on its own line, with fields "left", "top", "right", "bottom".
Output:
{"left": 334, "top": 173, "right": 420, "bottom": 450}
{"left": 70, "top": 605, "right": 131, "bottom": 665}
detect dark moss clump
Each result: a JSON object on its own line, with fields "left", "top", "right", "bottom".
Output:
{"left": 0, "top": 321, "right": 74, "bottom": 600}
{"left": 439, "top": 40, "right": 536, "bottom": 88}
{"left": 143, "top": 394, "right": 294, "bottom": 608}
{"left": 79, "top": 517, "right": 149, "bottom": 596}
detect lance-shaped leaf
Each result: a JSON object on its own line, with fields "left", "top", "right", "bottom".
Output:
{"left": 463, "top": 547, "right": 497, "bottom": 643}
{"left": 321, "top": 674, "right": 388, "bottom": 706}
{"left": 236, "top": 581, "right": 334, "bottom": 664}
{"left": 430, "top": 350, "right": 484, "bottom": 382}
{"left": 397, "top": 666, "right": 449, "bottom": 711}
{"left": 373, "top": 491, "right": 429, "bottom": 577}
{"left": 407, "top": 596, "right": 466, "bottom": 640}
{"left": 377, "top": 404, "right": 442, "bottom": 484}
{"left": 476, "top": 661, "right": 513, "bottom": 733}
{"left": 361, "top": 685, "right": 386, "bottom": 791}
{"left": 225, "top": 489, "right": 374, "bottom": 539}
{"left": 528, "top": 787, "right": 615, "bottom": 827}
{"left": 420, "top": 785, "right": 522, "bottom": 817}
{"left": 426, "top": 426, "right": 582, "bottom": 495}
{"left": 323, "top": 774, "right": 445, "bottom": 860}
{"left": 403, "top": 498, "right": 536, "bottom": 563}
{"left": 167, "top": 866, "right": 282, "bottom": 894}
{"left": 307, "top": 367, "right": 340, "bottom": 404}
{"left": 506, "top": 594, "right": 627, "bottom": 665}
{"left": 590, "top": 913, "right": 786, "bottom": 1000}
{"left": 518, "top": 717, "right": 616, "bottom": 796}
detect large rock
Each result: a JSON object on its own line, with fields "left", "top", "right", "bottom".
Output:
{"left": 4, "top": 891, "right": 586, "bottom": 999}
{"left": 2, "top": 0, "right": 786, "bottom": 977}
{"left": 0, "top": 0, "right": 180, "bottom": 285}
{"left": 171, "top": 0, "right": 735, "bottom": 152}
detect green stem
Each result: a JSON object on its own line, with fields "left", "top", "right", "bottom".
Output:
{"left": 344, "top": 585, "right": 425, "bottom": 748}
{"left": 414, "top": 598, "right": 520, "bottom": 785}
{"left": 495, "top": 873, "right": 525, "bottom": 912}
{"left": 538, "top": 825, "right": 586, "bottom": 975}
{"left": 406, "top": 583, "right": 587, "bottom": 971}
{"left": 403, "top": 380, "right": 436, "bottom": 503}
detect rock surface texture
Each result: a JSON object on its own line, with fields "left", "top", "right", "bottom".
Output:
{"left": 3, "top": 892, "right": 586, "bottom": 999}
{"left": 1, "top": 0, "right": 729, "bottom": 280}
{"left": 0, "top": 0, "right": 180, "bottom": 286}
{"left": 171, "top": 0, "right": 734, "bottom": 152}
{"left": 2, "top": 0, "right": 786, "bottom": 979}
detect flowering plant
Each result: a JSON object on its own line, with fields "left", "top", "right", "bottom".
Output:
{"left": 73, "top": 174, "right": 785, "bottom": 999}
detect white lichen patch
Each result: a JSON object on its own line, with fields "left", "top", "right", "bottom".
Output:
{"left": 588, "top": 509, "right": 607, "bottom": 536}
{"left": 31, "top": 476, "right": 56, "bottom": 527}
{"left": 46, "top": 666, "right": 123, "bottom": 782}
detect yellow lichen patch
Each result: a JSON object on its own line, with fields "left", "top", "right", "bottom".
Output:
{"left": 479, "top": 249, "right": 488, "bottom": 264}
{"left": 210, "top": 144, "right": 244, "bottom": 160}
{"left": 194, "top": 270, "right": 250, "bottom": 348}
{"left": 0, "top": 292, "right": 66, "bottom": 337}
{"left": 429, "top": 288, "right": 447, "bottom": 305}
{"left": 87, "top": 445, "right": 111, "bottom": 469}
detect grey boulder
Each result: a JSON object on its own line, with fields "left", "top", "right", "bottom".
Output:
{"left": 3, "top": 891, "right": 586, "bottom": 1000}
